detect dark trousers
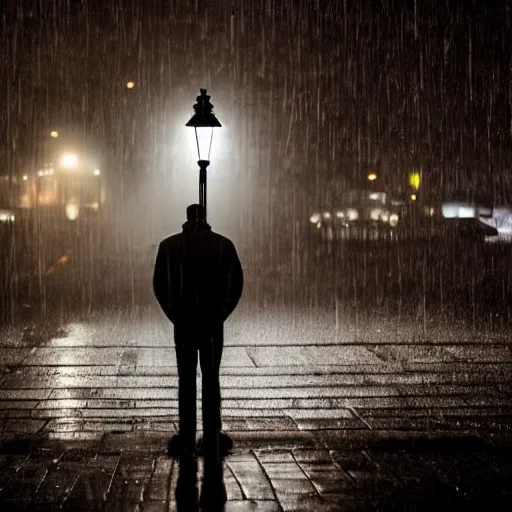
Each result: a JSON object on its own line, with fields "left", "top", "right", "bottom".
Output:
{"left": 174, "top": 321, "right": 224, "bottom": 454}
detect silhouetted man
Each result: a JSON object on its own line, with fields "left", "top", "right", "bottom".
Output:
{"left": 153, "top": 203, "right": 243, "bottom": 503}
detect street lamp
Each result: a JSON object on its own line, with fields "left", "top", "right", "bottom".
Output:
{"left": 186, "top": 89, "right": 222, "bottom": 221}
{"left": 61, "top": 153, "right": 78, "bottom": 169}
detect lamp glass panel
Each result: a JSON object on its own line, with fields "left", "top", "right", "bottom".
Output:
{"left": 195, "top": 127, "right": 213, "bottom": 161}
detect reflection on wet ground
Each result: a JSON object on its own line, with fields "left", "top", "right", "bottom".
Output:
{"left": 0, "top": 241, "right": 511, "bottom": 509}
{"left": 0, "top": 301, "right": 510, "bottom": 443}
{"left": 0, "top": 433, "right": 511, "bottom": 510}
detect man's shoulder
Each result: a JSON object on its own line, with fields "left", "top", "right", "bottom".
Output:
{"left": 158, "top": 232, "right": 183, "bottom": 248}
{"left": 210, "top": 231, "right": 235, "bottom": 248}
{"left": 157, "top": 230, "right": 235, "bottom": 251}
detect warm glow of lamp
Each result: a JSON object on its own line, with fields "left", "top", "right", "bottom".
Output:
{"left": 193, "top": 127, "right": 214, "bottom": 161}
{"left": 411, "top": 194, "right": 417, "bottom": 201}
{"left": 50, "top": 131, "right": 59, "bottom": 138}
{"left": 126, "top": 81, "right": 135, "bottom": 89}
{"left": 368, "top": 173, "right": 377, "bottom": 181}
{"left": 60, "top": 154, "right": 78, "bottom": 168}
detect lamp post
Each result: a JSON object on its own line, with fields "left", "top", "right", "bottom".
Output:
{"left": 186, "top": 89, "right": 222, "bottom": 222}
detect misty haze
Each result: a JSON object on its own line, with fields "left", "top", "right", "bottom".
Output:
{"left": 0, "top": 1, "right": 511, "bottom": 510}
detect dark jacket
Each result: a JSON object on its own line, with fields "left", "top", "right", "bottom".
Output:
{"left": 153, "top": 221, "right": 244, "bottom": 325}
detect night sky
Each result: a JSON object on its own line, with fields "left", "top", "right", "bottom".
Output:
{"left": 0, "top": 0, "right": 510, "bottom": 222}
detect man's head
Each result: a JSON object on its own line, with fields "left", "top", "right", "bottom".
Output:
{"left": 186, "top": 203, "right": 206, "bottom": 223}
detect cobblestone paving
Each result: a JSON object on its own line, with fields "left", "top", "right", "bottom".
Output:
{"left": 0, "top": 308, "right": 511, "bottom": 440}
{"left": 0, "top": 306, "right": 511, "bottom": 509}
{"left": 0, "top": 432, "right": 511, "bottom": 510}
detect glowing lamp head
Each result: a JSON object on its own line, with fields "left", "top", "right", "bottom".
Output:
{"left": 186, "top": 89, "right": 222, "bottom": 162}
{"left": 126, "top": 81, "right": 135, "bottom": 89}
{"left": 50, "top": 131, "right": 59, "bottom": 138}
{"left": 61, "top": 154, "right": 78, "bottom": 168}
{"left": 93, "top": 169, "right": 101, "bottom": 176}
{"left": 367, "top": 173, "right": 377, "bottom": 181}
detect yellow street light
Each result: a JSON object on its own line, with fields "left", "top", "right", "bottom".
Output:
{"left": 126, "top": 81, "right": 135, "bottom": 89}
{"left": 411, "top": 194, "right": 417, "bottom": 201}
{"left": 367, "top": 173, "right": 377, "bottom": 181}
{"left": 50, "top": 131, "right": 59, "bottom": 138}
{"left": 408, "top": 171, "right": 421, "bottom": 191}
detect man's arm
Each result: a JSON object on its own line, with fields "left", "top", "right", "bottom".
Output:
{"left": 153, "top": 243, "right": 176, "bottom": 322}
{"left": 221, "top": 241, "right": 244, "bottom": 321}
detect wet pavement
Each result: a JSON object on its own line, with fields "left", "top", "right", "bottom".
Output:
{"left": 0, "top": 431, "right": 511, "bottom": 510}
{"left": 0, "top": 302, "right": 511, "bottom": 509}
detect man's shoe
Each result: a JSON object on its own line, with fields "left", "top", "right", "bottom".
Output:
{"left": 219, "top": 431, "right": 233, "bottom": 453}
{"left": 197, "top": 432, "right": 233, "bottom": 456}
{"left": 168, "top": 434, "right": 196, "bottom": 458}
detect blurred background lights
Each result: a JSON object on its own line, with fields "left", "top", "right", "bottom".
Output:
{"left": 50, "top": 131, "right": 59, "bottom": 138}
{"left": 408, "top": 171, "right": 421, "bottom": 190}
{"left": 126, "top": 81, "right": 135, "bottom": 89}
{"left": 370, "top": 208, "right": 383, "bottom": 221}
{"left": 346, "top": 208, "right": 359, "bottom": 221}
{"left": 65, "top": 202, "right": 80, "bottom": 220}
{"left": 389, "top": 213, "right": 399, "bottom": 226}
{"left": 61, "top": 154, "right": 78, "bottom": 168}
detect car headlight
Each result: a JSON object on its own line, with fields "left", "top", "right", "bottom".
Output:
{"left": 0, "top": 211, "right": 14, "bottom": 222}
{"left": 389, "top": 213, "right": 399, "bottom": 226}
{"left": 370, "top": 208, "right": 383, "bottom": 221}
{"left": 346, "top": 208, "right": 359, "bottom": 221}
{"left": 310, "top": 212, "right": 321, "bottom": 223}
{"left": 66, "top": 202, "right": 80, "bottom": 221}
{"left": 335, "top": 211, "right": 345, "bottom": 219}
{"left": 322, "top": 211, "right": 331, "bottom": 220}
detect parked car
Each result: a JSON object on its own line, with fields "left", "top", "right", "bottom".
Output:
{"left": 395, "top": 216, "right": 498, "bottom": 245}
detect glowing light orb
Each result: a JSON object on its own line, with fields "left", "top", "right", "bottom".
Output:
{"left": 61, "top": 154, "right": 78, "bottom": 168}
